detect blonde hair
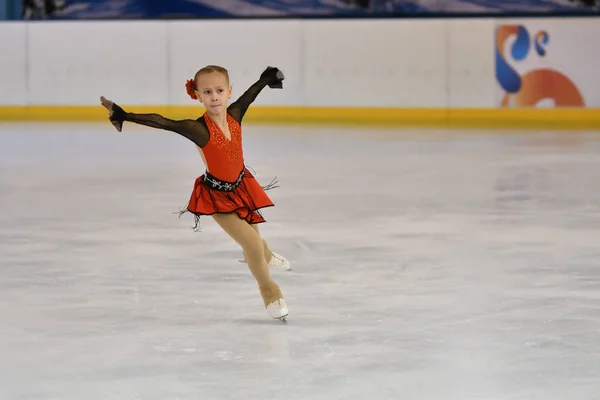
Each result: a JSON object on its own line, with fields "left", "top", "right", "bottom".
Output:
{"left": 185, "top": 65, "right": 231, "bottom": 100}
{"left": 194, "top": 65, "right": 230, "bottom": 85}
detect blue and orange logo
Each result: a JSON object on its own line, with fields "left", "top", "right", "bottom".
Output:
{"left": 495, "top": 25, "right": 585, "bottom": 107}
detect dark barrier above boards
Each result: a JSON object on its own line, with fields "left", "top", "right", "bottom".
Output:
{"left": 18, "top": 0, "right": 600, "bottom": 20}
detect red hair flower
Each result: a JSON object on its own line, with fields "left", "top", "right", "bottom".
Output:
{"left": 185, "top": 79, "right": 197, "bottom": 100}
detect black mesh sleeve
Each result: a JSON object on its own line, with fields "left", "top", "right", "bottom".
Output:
{"left": 228, "top": 67, "right": 285, "bottom": 123}
{"left": 123, "top": 113, "right": 210, "bottom": 148}
{"left": 105, "top": 100, "right": 210, "bottom": 147}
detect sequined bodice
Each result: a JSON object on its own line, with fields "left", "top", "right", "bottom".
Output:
{"left": 200, "top": 113, "right": 244, "bottom": 182}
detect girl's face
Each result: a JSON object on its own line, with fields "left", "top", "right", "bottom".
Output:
{"left": 195, "top": 71, "right": 232, "bottom": 113}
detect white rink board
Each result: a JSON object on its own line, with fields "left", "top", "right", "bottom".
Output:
{"left": 26, "top": 21, "right": 170, "bottom": 106}
{"left": 446, "top": 19, "right": 496, "bottom": 108}
{"left": 0, "top": 23, "right": 27, "bottom": 105}
{"left": 167, "top": 20, "right": 303, "bottom": 106}
{"left": 301, "top": 19, "right": 450, "bottom": 107}
{"left": 1, "top": 17, "right": 599, "bottom": 108}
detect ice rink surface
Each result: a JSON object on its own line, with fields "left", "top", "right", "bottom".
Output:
{"left": 1, "top": 122, "right": 599, "bottom": 400}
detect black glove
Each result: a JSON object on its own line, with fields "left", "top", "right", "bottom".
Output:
{"left": 260, "top": 66, "right": 285, "bottom": 89}
{"left": 100, "top": 96, "right": 126, "bottom": 132}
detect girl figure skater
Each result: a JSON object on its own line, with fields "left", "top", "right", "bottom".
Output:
{"left": 99, "top": 65, "right": 290, "bottom": 323}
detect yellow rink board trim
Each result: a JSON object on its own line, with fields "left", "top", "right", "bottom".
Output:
{"left": 0, "top": 106, "right": 599, "bottom": 129}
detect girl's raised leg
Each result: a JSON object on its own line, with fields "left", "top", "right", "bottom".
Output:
{"left": 242, "top": 221, "right": 291, "bottom": 271}
{"left": 212, "top": 213, "right": 288, "bottom": 321}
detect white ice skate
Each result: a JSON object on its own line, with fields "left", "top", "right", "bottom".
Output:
{"left": 239, "top": 251, "right": 291, "bottom": 271}
{"left": 267, "top": 298, "right": 289, "bottom": 324}
{"left": 267, "top": 252, "right": 291, "bottom": 271}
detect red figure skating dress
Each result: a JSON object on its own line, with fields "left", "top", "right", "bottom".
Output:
{"left": 185, "top": 112, "right": 275, "bottom": 226}
{"left": 101, "top": 67, "right": 283, "bottom": 230}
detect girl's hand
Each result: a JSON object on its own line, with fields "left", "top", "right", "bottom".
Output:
{"left": 260, "top": 66, "right": 285, "bottom": 89}
{"left": 100, "top": 96, "right": 125, "bottom": 132}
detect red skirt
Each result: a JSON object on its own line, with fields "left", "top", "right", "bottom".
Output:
{"left": 184, "top": 167, "right": 276, "bottom": 228}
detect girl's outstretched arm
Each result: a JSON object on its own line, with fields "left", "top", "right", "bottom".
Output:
{"left": 100, "top": 96, "right": 210, "bottom": 148}
{"left": 227, "top": 66, "right": 285, "bottom": 123}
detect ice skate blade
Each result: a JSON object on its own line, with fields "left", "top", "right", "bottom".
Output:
{"left": 267, "top": 301, "right": 289, "bottom": 323}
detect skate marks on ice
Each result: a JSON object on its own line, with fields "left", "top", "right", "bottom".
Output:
{"left": 1, "top": 125, "right": 600, "bottom": 399}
